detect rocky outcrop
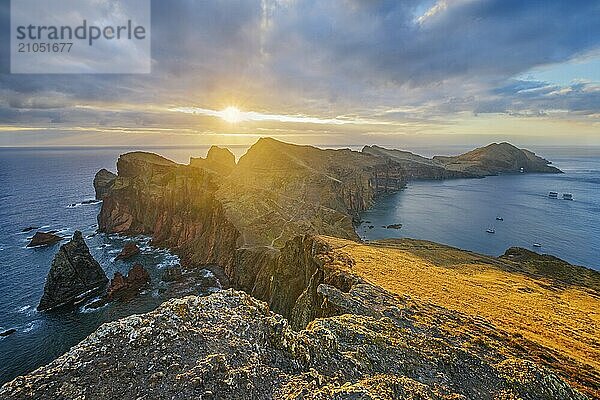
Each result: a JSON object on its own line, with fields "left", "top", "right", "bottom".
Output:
{"left": 0, "top": 329, "right": 16, "bottom": 337}
{"left": 115, "top": 242, "right": 140, "bottom": 260}
{"left": 106, "top": 263, "right": 150, "bottom": 301}
{"left": 2, "top": 289, "right": 588, "bottom": 399}
{"left": 37, "top": 231, "right": 108, "bottom": 311}
{"left": 26, "top": 231, "right": 63, "bottom": 248}
{"left": 363, "top": 145, "right": 473, "bottom": 179}
{"left": 97, "top": 138, "right": 407, "bottom": 271}
{"left": 433, "top": 142, "right": 562, "bottom": 175}
{"left": 190, "top": 145, "right": 236, "bottom": 176}
{"left": 93, "top": 168, "right": 117, "bottom": 200}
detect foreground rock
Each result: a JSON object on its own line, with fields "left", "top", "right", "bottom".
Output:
{"left": 115, "top": 242, "right": 140, "bottom": 260}
{"left": 1, "top": 290, "right": 588, "bottom": 399}
{"left": 93, "top": 168, "right": 117, "bottom": 200}
{"left": 37, "top": 231, "right": 108, "bottom": 311}
{"left": 26, "top": 232, "right": 63, "bottom": 248}
{"left": 106, "top": 263, "right": 150, "bottom": 301}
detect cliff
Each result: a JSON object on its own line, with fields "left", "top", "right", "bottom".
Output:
{"left": 362, "top": 145, "right": 472, "bottom": 179}
{"left": 4, "top": 236, "right": 598, "bottom": 398}
{"left": 93, "top": 169, "right": 117, "bottom": 200}
{"left": 97, "top": 139, "right": 407, "bottom": 273}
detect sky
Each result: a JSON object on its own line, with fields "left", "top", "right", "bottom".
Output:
{"left": 0, "top": 0, "right": 599, "bottom": 148}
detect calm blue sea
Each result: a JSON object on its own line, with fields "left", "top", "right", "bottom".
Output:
{"left": 0, "top": 144, "right": 598, "bottom": 385}
{"left": 0, "top": 146, "right": 249, "bottom": 385}
{"left": 358, "top": 147, "right": 600, "bottom": 271}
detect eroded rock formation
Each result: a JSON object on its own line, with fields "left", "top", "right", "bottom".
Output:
{"left": 93, "top": 168, "right": 117, "bottom": 200}
{"left": 115, "top": 242, "right": 140, "bottom": 260}
{"left": 37, "top": 231, "right": 108, "bottom": 311}
{"left": 6, "top": 138, "right": 586, "bottom": 398}
{"left": 106, "top": 263, "right": 150, "bottom": 301}
{"left": 26, "top": 231, "right": 63, "bottom": 248}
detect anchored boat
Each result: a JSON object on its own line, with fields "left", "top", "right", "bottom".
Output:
{"left": 562, "top": 193, "right": 573, "bottom": 200}
{"left": 548, "top": 191, "right": 558, "bottom": 198}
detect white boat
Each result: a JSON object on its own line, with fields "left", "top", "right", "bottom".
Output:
{"left": 562, "top": 193, "right": 573, "bottom": 200}
{"left": 548, "top": 191, "right": 558, "bottom": 198}
{"left": 496, "top": 216, "right": 503, "bottom": 221}
{"left": 533, "top": 243, "right": 542, "bottom": 248}
{"left": 486, "top": 227, "right": 495, "bottom": 234}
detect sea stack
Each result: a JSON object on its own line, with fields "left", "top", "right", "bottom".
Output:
{"left": 106, "top": 263, "right": 150, "bottom": 301}
{"left": 93, "top": 169, "right": 117, "bottom": 200}
{"left": 37, "top": 231, "right": 108, "bottom": 311}
{"left": 26, "top": 231, "right": 63, "bottom": 248}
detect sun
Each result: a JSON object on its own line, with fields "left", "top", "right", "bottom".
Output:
{"left": 221, "top": 106, "right": 243, "bottom": 124}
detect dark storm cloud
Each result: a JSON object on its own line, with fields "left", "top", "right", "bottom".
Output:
{"left": 0, "top": 0, "right": 598, "bottom": 126}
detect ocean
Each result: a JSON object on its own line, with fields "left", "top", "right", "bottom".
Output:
{"left": 0, "top": 144, "right": 598, "bottom": 385}
{"left": 358, "top": 147, "right": 600, "bottom": 270}
{"left": 0, "top": 146, "right": 249, "bottom": 385}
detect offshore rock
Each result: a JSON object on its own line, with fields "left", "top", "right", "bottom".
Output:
{"left": 115, "top": 242, "right": 140, "bottom": 261}
{"left": 106, "top": 263, "right": 150, "bottom": 301}
{"left": 93, "top": 168, "right": 117, "bottom": 200}
{"left": 26, "top": 231, "right": 63, "bottom": 248}
{"left": 1, "top": 290, "right": 587, "bottom": 399}
{"left": 37, "top": 231, "right": 108, "bottom": 311}
{"left": 0, "top": 329, "right": 16, "bottom": 337}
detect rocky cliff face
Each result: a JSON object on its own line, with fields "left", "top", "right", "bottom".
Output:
{"left": 37, "top": 231, "right": 108, "bottom": 311}
{"left": 190, "top": 145, "right": 236, "bottom": 176}
{"left": 98, "top": 139, "right": 407, "bottom": 270}
{"left": 363, "top": 145, "right": 473, "bottom": 180}
{"left": 93, "top": 169, "right": 117, "bottom": 200}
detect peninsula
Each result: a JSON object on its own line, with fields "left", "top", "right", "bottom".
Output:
{"left": 4, "top": 139, "right": 597, "bottom": 400}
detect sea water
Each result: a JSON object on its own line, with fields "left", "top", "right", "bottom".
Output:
{"left": 358, "top": 147, "right": 600, "bottom": 271}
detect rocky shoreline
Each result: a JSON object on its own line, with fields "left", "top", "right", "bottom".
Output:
{"left": 5, "top": 139, "right": 595, "bottom": 399}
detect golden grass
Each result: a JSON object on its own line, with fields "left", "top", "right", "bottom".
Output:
{"left": 319, "top": 236, "right": 600, "bottom": 372}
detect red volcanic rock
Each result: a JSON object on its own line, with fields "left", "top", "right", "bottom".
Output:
{"left": 115, "top": 242, "right": 140, "bottom": 260}
{"left": 106, "top": 263, "right": 150, "bottom": 301}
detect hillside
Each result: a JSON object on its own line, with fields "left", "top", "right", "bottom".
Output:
{"left": 433, "top": 142, "right": 562, "bottom": 175}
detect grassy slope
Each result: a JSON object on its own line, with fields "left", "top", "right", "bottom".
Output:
{"left": 319, "top": 236, "right": 600, "bottom": 395}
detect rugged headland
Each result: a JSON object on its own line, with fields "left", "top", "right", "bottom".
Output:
{"left": 5, "top": 139, "right": 597, "bottom": 399}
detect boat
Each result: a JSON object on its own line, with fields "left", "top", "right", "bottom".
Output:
{"left": 533, "top": 243, "right": 542, "bottom": 248}
{"left": 562, "top": 193, "right": 573, "bottom": 200}
{"left": 519, "top": 167, "right": 524, "bottom": 173}
{"left": 486, "top": 227, "right": 495, "bottom": 234}
{"left": 496, "top": 216, "right": 503, "bottom": 221}
{"left": 548, "top": 191, "right": 558, "bottom": 198}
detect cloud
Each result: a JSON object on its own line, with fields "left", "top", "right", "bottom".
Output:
{"left": 0, "top": 0, "right": 598, "bottom": 143}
